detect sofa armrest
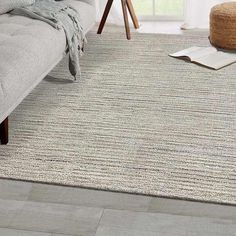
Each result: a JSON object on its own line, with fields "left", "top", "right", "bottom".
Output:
{"left": 79, "top": 0, "right": 95, "bottom": 6}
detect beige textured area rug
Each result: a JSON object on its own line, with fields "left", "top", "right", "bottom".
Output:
{"left": 0, "top": 29, "right": 235, "bottom": 205}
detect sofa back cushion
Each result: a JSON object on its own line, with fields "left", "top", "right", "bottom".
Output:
{"left": 0, "top": 0, "right": 35, "bottom": 15}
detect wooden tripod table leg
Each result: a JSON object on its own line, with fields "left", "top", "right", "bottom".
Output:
{"left": 97, "top": 0, "right": 114, "bottom": 34}
{"left": 121, "top": 0, "right": 131, "bottom": 40}
{"left": 126, "top": 0, "right": 139, "bottom": 29}
{"left": 97, "top": 0, "right": 138, "bottom": 39}
{"left": 0, "top": 117, "right": 8, "bottom": 145}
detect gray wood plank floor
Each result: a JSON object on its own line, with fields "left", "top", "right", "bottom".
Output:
{"left": 0, "top": 179, "right": 235, "bottom": 236}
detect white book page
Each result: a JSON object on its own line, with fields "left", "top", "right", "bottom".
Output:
{"left": 169, "top": 47, "right": 201, "bottom": 58}
{"left": 194, "top": 51, "right": 236, "bottom": 70}
{"left": 169, "top": 47, "right": 217, "bottom": 61}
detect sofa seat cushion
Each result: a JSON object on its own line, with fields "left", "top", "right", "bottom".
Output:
{"left": 0, "top": 0, "right": 95, "bottom": 122}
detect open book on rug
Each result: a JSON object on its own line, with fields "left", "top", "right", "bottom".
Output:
{"left": 169, "top": 46, "right": 236, "bottom": 70}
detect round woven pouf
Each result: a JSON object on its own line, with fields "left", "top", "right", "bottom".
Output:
{"left": 210, "top": 2, "right": 236, "bottom": 50}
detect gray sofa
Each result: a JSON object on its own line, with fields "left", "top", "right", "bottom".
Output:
{"left": 0, "top": 0, "right": 95, "bottom": 144}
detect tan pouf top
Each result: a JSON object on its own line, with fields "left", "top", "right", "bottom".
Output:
{"left": 210, "top": 2, "right": 236, "bottom": 50}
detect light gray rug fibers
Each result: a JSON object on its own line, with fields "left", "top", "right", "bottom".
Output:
{"left": 0, "top": 30, "right": 235, "bottom": 205}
